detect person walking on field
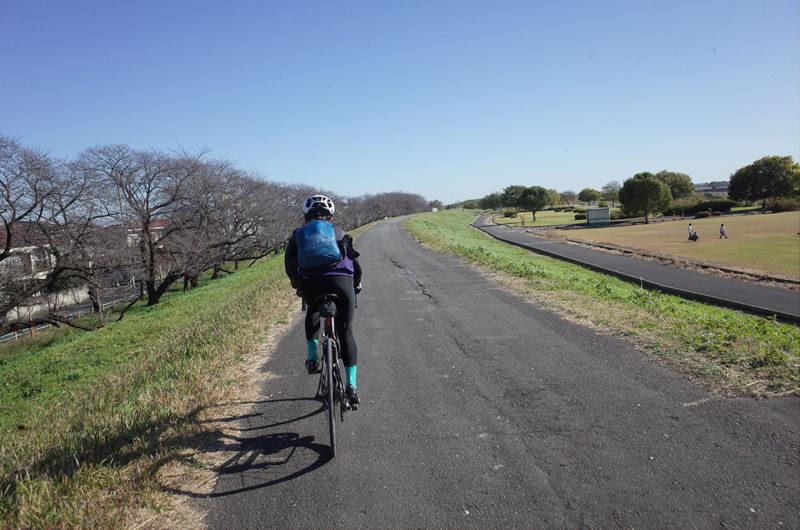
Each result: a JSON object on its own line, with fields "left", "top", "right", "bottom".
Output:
{"left": 688, "top": 223, "right": 694, "bottom": 240}
{"left": 719, "top": 224, "right": 728, "bottom": 239}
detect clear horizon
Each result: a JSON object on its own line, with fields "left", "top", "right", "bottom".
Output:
{"left": 2, "top": 0, "right": 798, "bottom": 204}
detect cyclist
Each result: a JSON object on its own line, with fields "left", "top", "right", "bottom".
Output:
{"left": 284, "top": 195, "right": 363, "bottom": 408}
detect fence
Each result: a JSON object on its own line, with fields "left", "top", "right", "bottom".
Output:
{"left": 0, "top": 296, "right": 138, "bottom": 344}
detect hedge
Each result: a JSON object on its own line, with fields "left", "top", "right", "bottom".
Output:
{"left": 769, "top": 199, "right": 800, "bottom": 212}
{"left": 666, "top": 199, "right": 738, "bottom": 216}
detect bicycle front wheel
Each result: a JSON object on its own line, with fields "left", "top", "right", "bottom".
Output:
{"left": 325, "top": 338, "right": 336, "bottom": 458}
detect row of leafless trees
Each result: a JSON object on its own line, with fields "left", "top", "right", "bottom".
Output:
{"left": 0, "top": 135, "right": 428, "bottom": 335}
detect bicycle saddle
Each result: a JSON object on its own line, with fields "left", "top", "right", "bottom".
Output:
{"left": 312, "top": 293, "right": 339, "bottom": 303}
{"left": 314, "top": 293, "right": 338, "bottom": 317}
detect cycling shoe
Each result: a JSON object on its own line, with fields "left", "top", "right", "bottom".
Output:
{"left": 305, "top": 359, "right": 320, "bottom": 374}
{"left": 346, "top": 385, "right": 360, "bottom": 410}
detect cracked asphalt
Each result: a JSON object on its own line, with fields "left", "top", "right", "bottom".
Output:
{"left": 198, "top": 217, "right": 799, "bottom": 528}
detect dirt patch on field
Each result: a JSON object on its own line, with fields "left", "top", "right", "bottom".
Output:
{"left": 532, "top": 228, "right": 800, "bottom": 292}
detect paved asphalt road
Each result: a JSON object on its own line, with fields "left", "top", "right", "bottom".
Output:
{"left": 475, "top": 216, "right": 800, "bottom": 320}
{"left": 198, "top": 217, "right": 799, "bottom": 528}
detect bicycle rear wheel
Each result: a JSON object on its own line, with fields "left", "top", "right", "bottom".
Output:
{"left": 331, "top": 345, "right": 346, "bottom": 421}
{"left": 325, "top": 338, "right": 336, "bottom": 457}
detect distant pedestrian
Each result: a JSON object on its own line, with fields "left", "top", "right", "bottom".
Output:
{"left": 719, "top": 224, "right": 728, "bottom": 239}
{"left": 688, "top": 223, "right": 694, "bottom": 240}
{"left": 689, "top": 231, "right": 699, "bottom": 242}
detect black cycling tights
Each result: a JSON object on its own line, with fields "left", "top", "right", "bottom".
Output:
{"left": 301, "top": 275, "right": 358, "bottom": 366}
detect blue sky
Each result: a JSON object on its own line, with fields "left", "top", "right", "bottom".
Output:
{"left": 2, "top": 0, "right": 798, "bottom": 204}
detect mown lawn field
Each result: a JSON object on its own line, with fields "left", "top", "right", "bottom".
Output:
{"left": 492, "top": 209, "right": 589, "bottom": 227}
{"left": 405, "top": 209, "right": 799, "bottom": 399}
{"left": 550, "top": 211, "right": 800, "bottom": 277}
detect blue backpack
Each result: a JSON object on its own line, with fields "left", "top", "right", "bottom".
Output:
{"left": 296, "top": 220, "right": 342, "bottom": 270}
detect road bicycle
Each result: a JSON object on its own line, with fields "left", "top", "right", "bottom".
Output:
{"left": 306, "top": 293, "right": 350, "bottom": 457}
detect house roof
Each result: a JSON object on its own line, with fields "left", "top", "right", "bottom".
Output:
{"left": 2, "top": 218, "right": 170, "bottom": 249}
{"left": 106, "top": 219, "right": 169, "bottom": 231}
{"left": 0, "top": 222, "right": 50, "bottom": 248}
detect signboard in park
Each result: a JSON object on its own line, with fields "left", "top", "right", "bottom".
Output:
{"left": 587, "top": 207, "right": 610, "bottom": 225}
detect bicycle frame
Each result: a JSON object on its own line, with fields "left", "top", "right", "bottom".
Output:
{"left": 312, "top": 295, "right": 348, "bottom": 457}
{"left": 321, "top": 313, "right": 348, "bottom": 417}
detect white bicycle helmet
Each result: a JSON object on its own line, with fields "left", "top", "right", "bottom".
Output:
{"left": 302, "top": 195, "right": 335, "bottom": 216}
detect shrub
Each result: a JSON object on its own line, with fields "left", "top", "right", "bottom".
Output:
{"left": 694, "top": 211, "right": 710, "bottom": 219}
{"left": 503, "top": 208, "right": 518, "bottom": 218}
{"left": 47, "top": 276, "right": 86, "bottom": 292}
{"left": 769, "top": 199, "right": 800, "bottom": 212}
{"left": 694, "top": 199, "right": 736, "bottom": 214}
{"left": 665, "top": 198, "right": 738, "bottom": 216}
{"left": 574, "top": 213, "right": 587, "bottom": 220}
{"left": 618, "top": 205, "right": 642, "bottom": 219}
{"left": 598, "top": 201, "right": 608, "bottom": 207}
{"left": 610, "top": 210, "right": 622, "bottom": 220}
{"left": 706, "top": 199, "right": 738, "bottom": 212}
{"left": 671, "top": 198, "right": 699, "bottom": 211}
{"left": 711, "top": 211, "right": 722, "bottom": 216}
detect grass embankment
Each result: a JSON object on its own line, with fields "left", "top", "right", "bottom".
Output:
{"left": 552, "top": 211, "right": 800, "bottom": 277}
{"left": 405, "top": 210, "right": 800, "bottom": 396}
{"left": 0, "top": 256, "right": 297, "bottom": 527}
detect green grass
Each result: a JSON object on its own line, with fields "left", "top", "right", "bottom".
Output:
{"left": 0, "top": 255, "right": 298, "bottom": 527}
{"left": 0, "top": 220, "right": 379, "bottom": 527}
{"left": 406, "top": 210, "right": 800, "bottom": 396}
{"left": 491, "top": 209, "right": 590, "bottom": 227}
{"left": 0, "top": 266, "right": 247, "bottom": 432}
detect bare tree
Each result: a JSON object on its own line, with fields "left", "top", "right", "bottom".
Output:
{"left": 561, "top": 190, "right": 577, "bottom": 205}
{"left": 79, "top": 145, "right": 206, "bottom": 306}
{"left": 0, "top": 136, "right": 54, "bottom": 261}
{"left": 2, "top": 134, "right": 440, "bottom": 336}
{"left": 172, "top": 163, "right": 276, "bottom": 287}
{"left": 601, "top": 181, "right": 621, "bottom": 207}
{"left": 0, "top": 137, "right": 115, "bottom": 334}
{"left": 354, "top": 191, "right": 427, "bottom": 223}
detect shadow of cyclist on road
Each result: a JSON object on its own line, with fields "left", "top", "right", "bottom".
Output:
{"left": 161, "top": 396, "right": 332, "bottom": 500}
